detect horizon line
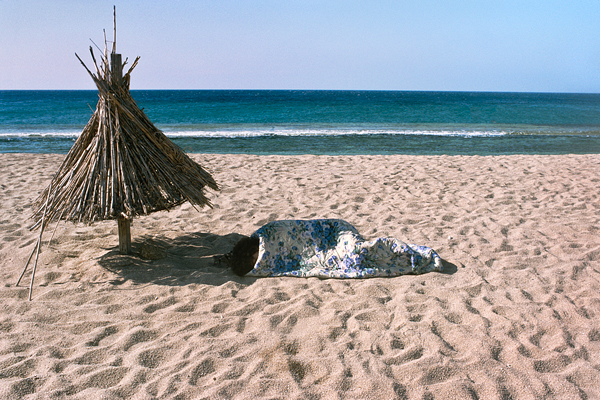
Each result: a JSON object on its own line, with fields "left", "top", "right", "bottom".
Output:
{"left": 2, "top": 88, "right": 600, "bottom": 95}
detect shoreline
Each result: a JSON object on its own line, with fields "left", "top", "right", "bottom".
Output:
{"left": 3, "top": 134, "right": 600, "bottom": 156}
{"left": 1, "top": 153, "right": 599, "bottom": 399}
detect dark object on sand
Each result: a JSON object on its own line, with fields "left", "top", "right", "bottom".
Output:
{"left": 225, "top": 237, "right": 260, "bottom": 276}
{"left": 228, "top": 219, "right": 443, "bottom": 278}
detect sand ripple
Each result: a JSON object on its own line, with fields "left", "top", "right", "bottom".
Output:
{"left": 1, "top": 153, "right": 599, "bottom": 399}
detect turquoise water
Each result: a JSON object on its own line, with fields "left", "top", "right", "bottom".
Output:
{"left": 1, "top": 90, "right": 599, "bottom": 155}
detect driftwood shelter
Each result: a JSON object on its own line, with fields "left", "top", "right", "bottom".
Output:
{"left": 19, "top": 12, "right": 219, "bottom": 299}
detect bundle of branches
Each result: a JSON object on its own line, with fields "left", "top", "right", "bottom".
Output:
{"left": 30, "top": 47, "right": 218, "bottom": 228}
{"left": 19, "top": 10, "right": 219, "bottom": 300}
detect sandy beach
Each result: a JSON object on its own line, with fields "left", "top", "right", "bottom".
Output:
{"left": 1, "top": 152, "right": 599, "bottom": 399}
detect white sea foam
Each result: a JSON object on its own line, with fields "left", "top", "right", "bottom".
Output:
{"left": 0, "top": 131, "right": 80, "bottom": 138}
{"left": 163, "top": 129, "right": 509, "bottom": 138}
{"left": 0, "top": 128, "right": 527, "bottom": 139}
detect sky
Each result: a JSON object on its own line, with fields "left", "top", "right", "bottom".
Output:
{"left": 1, "top": 0, "right": 599, "bottom": 92}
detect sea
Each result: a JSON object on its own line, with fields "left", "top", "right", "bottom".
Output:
{"left": 1, "top": 90, "right": 600, "bottom": 155}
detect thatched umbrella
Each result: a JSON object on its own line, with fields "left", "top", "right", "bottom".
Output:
{"left": 18, "top": 16, "right": 219, "bottom": 299}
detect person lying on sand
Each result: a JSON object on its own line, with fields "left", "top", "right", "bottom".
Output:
{"left": 225, "top": 219, "right": 443, "bottom": 278}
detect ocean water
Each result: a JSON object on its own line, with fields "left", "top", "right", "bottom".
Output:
{"left": 1, "top": 90, "right": 600, "bottom": 155}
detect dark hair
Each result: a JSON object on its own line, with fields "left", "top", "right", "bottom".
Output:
{"left": 227, "top": 236, "right": 260, "bottom": 276}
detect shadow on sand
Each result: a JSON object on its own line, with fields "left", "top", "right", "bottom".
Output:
{"left": 441, "top": 259, "right": 459, "bottom": 275}
{"left": 97, "top": 231, "right": 256, "bottom": 287}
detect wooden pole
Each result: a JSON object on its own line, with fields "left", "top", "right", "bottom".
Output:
{"left": 111, "top": 53, "right": 122, "bottom": 86}
{"left": 112, "top": 6, "right": 117, "bottom": 55}
{"left": 118, "top": 214, "right": 131, "bottom": 254}
{"left": 112, "top": 35, "right": 129, "bottom": 254}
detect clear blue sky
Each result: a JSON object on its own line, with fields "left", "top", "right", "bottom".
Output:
{"left": 1, "top": 0, "right": 599, "bottom": 92}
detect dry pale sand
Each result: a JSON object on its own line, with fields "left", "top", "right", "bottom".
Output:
{"left": 1, "top": 153, "right": 600, "bottom": 399}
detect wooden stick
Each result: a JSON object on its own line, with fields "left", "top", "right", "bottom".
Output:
{"left": 118, "top": 214, "right": 131, "bottom": 254}
{"left": 16, "top": 240, "right": 38, "bottom": 287}
{"left": 113, "top": 6, "right": 117, "bottom": 54}
{"left": 48, "top": 211, "right": 65, "bottom": 245}
{"left": 18, "top": 176, "right": 54, "bottom": 300}
{"left": 29, "top": 229, "right": 44, "bottom": 301}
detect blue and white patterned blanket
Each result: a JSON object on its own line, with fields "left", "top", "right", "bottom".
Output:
{"left": 246, "top": 219, "right": 443, "bottom": 278}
